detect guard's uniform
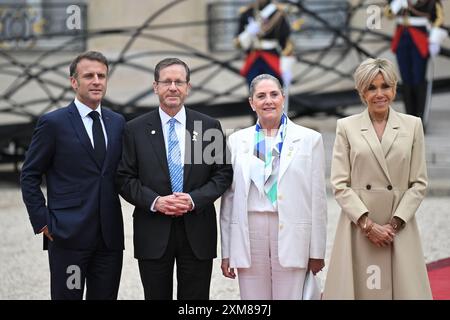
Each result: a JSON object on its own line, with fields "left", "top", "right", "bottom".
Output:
{"left": 236, "top": 1, "right": 293, "bottom": 86}
{"left": 387, "top": 0, "right": 444, "bottom": 119}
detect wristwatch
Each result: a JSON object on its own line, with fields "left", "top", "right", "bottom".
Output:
{"left": 391, "top": 220, "right": 399, "bottom": 231}
{"left": 390, "top": 217, "right": 404, "bottom": 231}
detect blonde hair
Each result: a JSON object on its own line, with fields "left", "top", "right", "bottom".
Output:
{"left": 354, "top": 58, "right": 398, "bottom": 104}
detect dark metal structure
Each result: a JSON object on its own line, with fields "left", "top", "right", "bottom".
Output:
{"left": 1, "top": 0, "right": 449, "bottom": 169}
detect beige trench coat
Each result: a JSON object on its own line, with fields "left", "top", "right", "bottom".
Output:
{"left": 323, "top": 107, "right": 432, "bottom": 300}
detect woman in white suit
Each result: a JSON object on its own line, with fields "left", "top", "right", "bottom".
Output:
{"left": 323, "top": 58, "right": 431, "bottom": 299}
{"left": 220, "top": 74, "right": 327, "bottom": 300}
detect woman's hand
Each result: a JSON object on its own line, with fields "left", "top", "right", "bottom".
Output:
{"left": 367, "top": 223, "right": 396, "bottom": 247}
{"left": 221, "top": 258, "right": 236, "bottom": 279}
{"left": 308, "top": 258, "right": 325, "bottom": 275}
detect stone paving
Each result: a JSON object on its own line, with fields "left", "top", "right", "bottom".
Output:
{"left": 0, "top": 189, "right": 448, "bottom": 300}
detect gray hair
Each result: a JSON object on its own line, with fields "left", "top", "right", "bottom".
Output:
{"left": 154, "top": 57, "right": 190, "bottom": 82}
{"left": 354, "top": 58, "right": 398, "bottom": 104}
{"left": 249, "top": 74, "right": 284, "bottom": 98}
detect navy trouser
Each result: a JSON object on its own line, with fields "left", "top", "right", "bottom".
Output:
{"left": 396, "top": 30, "right": 428, "bottom": 86}
{"left": 48, "top": 237, "right": 123, "bottom": 300}
{"left": 245, "top": 57, "right": 283, "bottom": 87}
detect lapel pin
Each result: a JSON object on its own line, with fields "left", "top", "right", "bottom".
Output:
{"left": 192, "top": 131, "right": 198, "bottom": 141}
{"left": 151, "top": 130, "right": 156, "bottom": 135}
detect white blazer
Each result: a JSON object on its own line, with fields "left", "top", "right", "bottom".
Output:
{"left": 220, "top": 119, "right": 327, "bottom": 268}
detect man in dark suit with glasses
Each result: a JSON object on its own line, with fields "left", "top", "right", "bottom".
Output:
{"left": 116, "top": 57, "right": 233, "bottom": 300}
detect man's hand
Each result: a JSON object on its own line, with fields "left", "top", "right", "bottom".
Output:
{"left": 154, "top": 194, "right": 192, "bottom": 216}
{"left": 173, "top": 192, "right": 194, "bottom": 211}
{"left": 221, "top": 258, "right": 236, "bottom": 279}
{"left": 40, "top": 226, "right": 54, "bottom": 241}
{"left": 308, "top": 258, "right": 324, "bottom": 275}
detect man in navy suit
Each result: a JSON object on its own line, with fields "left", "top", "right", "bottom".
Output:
{"left": 116, "top": 58, "right": 232, "bottom": 299}
{"left": 21, "top": 51, "right": 125, "bottom": 300}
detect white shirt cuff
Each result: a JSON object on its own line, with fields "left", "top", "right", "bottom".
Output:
{"left": 150, "top": 196, "right": 160, "bottom": 213}
{"left": 187, "top": 193, "right": 195, "bottom": 210}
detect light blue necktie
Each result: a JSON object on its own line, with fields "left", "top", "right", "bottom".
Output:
{"left": 168, "top": 118, "right": 183, "bottom": 192}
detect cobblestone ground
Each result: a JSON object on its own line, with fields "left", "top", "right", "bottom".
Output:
{"left": 0, "top": 189, "right": 448, "bottom": 300}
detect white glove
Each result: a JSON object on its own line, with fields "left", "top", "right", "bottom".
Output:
{"left": 429, "top": 42, "right": 440, "bottom": 58}
{"left": 260, "top": 3, "right": 277, "bottom": 19}
{"left": 390, "top": 0, "right": 408, "bottom": 15}
{"left": 282, "top": 70, "right": 292, "bottom": 86}
{"left": 281, "top": 56, "right": 295, "bottom": 86}
{"left": 429, "top": 27, "right": 448, "bottom": 44}
{"left": 238, "top": 17, "right": 260, "bottom": 50}
{"left": 245, "top": 17, "right": 260, "bottom": 36}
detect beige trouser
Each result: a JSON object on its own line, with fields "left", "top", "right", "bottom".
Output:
{"left": 238, "top": 211, "right": 307, "bottom": 300}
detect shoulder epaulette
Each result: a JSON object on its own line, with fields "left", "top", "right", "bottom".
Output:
{"left": 276, "top": 3, "right": 288, "bottom": 13}
{"left": 238, "top": 5, "right": 251, "bottom": 14}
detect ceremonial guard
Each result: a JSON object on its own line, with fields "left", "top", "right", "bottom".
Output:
{"left": 386, "top": 0, "right": 446, "bottom": 123}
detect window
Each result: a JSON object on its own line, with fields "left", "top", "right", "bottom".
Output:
{"left": 0, "top": 0, "right": 87, "bottom": 51}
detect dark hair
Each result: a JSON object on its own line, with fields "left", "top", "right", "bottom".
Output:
{"left": 69, "top": 51, "right": 109, "bottom": 78}
{"left": 154, "top": 58, "right": 190, "bottom": 82}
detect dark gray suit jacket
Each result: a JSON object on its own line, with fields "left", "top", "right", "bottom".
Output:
{"left": 116, "top": 108, "right": 232, "bottom": 260}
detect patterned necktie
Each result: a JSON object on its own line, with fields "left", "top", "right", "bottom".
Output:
{"left": 168, "top": 118, "right": 183, "bottom": 192}
{"left": 88, "top": 111, "right": 106, "bottom": 165}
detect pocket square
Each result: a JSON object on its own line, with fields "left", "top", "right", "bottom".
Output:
{"left": 302, "top": 270, "right": 321, "bottom": 300}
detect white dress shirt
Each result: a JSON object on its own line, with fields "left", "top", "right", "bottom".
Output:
{"left": 159, "top": 106, "right": 186, "bottom": 163}
{"left": 150, "top": 106, "right": 194, "bottom": 212}
{"left": 74, "top": 98, "right": 108, "bottom": 149}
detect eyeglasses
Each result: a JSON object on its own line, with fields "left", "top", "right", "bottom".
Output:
{"left": 156, "top": 80, "right": 188, "bottom": 88}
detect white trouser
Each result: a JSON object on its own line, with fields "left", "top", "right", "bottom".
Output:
{"left": 238, "top": 211, "right": 307, "bottom": 300}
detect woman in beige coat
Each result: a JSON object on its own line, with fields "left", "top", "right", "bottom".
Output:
{"left": 323, "top": 58, "right": 432, "bottom": 299}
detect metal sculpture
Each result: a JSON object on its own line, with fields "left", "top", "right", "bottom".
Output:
{"left": 0, "top": 0, "right": 449, "bottom": 169}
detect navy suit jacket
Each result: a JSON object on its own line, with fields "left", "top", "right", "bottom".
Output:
{"left": 21, "top": 102, "right": 125, "bottom": 250}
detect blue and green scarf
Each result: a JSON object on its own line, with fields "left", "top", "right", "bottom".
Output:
{"left": 250, "top": 113, "right": 287, "bottom": 206}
